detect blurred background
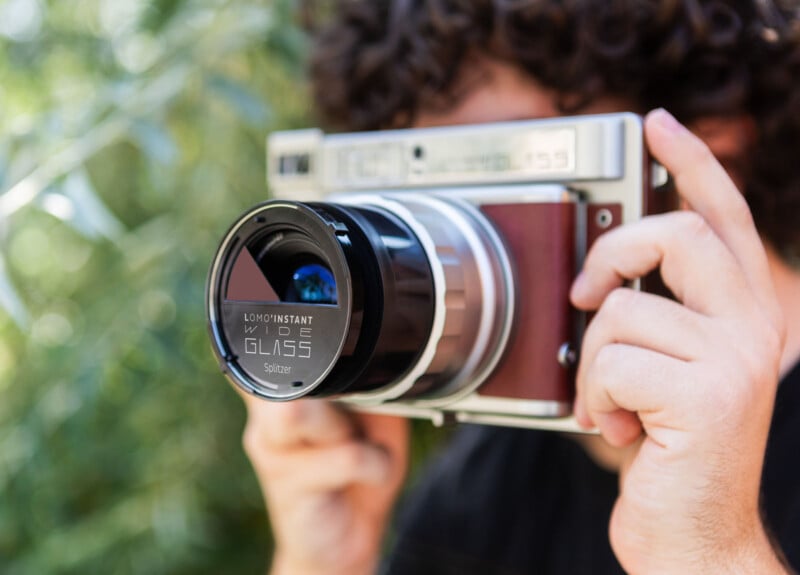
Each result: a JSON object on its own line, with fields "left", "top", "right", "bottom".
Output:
{"left": 0, "top": 0, "right": 405, "bottom": 572}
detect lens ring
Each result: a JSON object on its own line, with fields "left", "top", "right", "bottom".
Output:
{"left": 334, "top": 193, "right": 514, "bottom": 405}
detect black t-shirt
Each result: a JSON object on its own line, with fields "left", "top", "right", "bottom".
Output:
{"left": 382, "top": 360, "right": 800, "bottom": 574}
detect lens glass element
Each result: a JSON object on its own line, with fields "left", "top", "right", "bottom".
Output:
{"left": 225, "top": 229, "right": 338, "bottom": 308}
{"left": 286, "top": 263, "right": 337, "bottom": 304}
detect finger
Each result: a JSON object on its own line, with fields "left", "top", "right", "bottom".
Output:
{"left": 571, "top": 211, "right": 752, "bottom": 317}
{"left": 592, "top": 410, "right": 642, "bottom": 448}
{"left": 574, "top": 395, "right": 593, "bottom": 429}
{"left": 243, "top": 399, "right": 356, "bottom": 449}
{"left": 580, "top": 287, "right": 711, "bottom": 363}
{"left": 581, "top": 343, "right": 697, "bottom": 442}
{"left": 574, "top": 287, "right": 708, "bottom": 432}
{"left": 574, "top": 288, "right": 710, "bottom": 430}
{"left": 356, "top": 412, "right": 409, "bottom": 467}
{"left": 253, "top": 441, "right": 392, "bottom": 493}
{"left": 644, "top": 109, "right": 781, "bottom": 325}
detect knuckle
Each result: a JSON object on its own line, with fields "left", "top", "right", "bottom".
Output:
{"left": 585, "top": 346, "right": 616, "bottom": 399}
{"left": 710, "top": 322, "right": 781, "bottom": 418}
{"left": 592, "top": 345, "right": 627, "bottom": 397}
{"left": 273, "top": 403, "right": 306, "bottom": 428}
{"left": 593, "top": 344, "right": 620, "bottom": 374}
{"left": 675, "top": 210, "right": 710, "bottom": 239}
{"left": 600, "top": 287, "right": 636, "bottom": 319}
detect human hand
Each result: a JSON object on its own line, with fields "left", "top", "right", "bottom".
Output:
{"left": 240, "top": 396, "right": 408, "bottom": 575}
{"left": 571, "top": 109, "right": 788, "bottom": 573}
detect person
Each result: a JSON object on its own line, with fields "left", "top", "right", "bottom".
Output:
{"left": 240, "top": 1, "right": 800, "bottom": 573}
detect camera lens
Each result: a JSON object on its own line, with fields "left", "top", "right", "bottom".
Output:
{"left": 207, "top": 200, "right": 437, "bottom": 400}
{"left": 287, "top": 263, "right": 337, "bottom": 304}
{"left": 207, "top": 195, "right": 512, "bottom": 404}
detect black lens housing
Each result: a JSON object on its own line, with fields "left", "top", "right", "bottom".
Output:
{"left": 207, "top": 200, "right": 435, "bottom": 400}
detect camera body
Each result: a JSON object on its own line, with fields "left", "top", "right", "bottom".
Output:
{"left": 207, "top": 113, "right": 673, "bottom": 432}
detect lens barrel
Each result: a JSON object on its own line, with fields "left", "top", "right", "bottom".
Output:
{"left": 207, "top": 195, "right": 513, "bottom": 404}
{"left": 207, "top": 201, "right": 436, "bottom": 400}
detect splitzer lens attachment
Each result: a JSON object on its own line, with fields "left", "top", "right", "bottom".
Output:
{"left": 207, "top": 200, "right": 437, "bottom": 400}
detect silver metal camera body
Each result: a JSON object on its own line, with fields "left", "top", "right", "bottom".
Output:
{"left": 207, "top": 112, "right": 671, "bottom": 433}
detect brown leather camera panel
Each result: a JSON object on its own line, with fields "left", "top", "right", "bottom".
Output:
{"left": 477, "top": 203, "right": 576, "bottom": 403}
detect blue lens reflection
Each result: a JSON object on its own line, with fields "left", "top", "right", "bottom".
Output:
{"left": 290, "top": 263, "right": 337, "bottom": 304}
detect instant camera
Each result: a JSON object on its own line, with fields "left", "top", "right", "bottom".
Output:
{"left": 206, "top": 113, "right": 672, "bottom": 432}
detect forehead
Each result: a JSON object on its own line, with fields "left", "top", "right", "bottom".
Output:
{"left": 413, "top": 58, "right": 630, "bottom": 128}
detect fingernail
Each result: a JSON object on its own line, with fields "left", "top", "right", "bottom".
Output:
{"left": 650, "top": 108, "right": 685, "bottom": 135}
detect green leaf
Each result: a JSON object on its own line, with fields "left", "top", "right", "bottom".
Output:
{"left": 59, "top": 169, "right": 124, "bottom": 240}
{"left": 130, "top": 119, "right": 178, "bottom": 165}
{"left": 0, "top": 253, "right": 29, "bottom": 328}
{"left": 139, "top": 0, "right": 187, "bottom": 34}
{"left": 0, "top": 2, "right": 325, "bottom": 571}
{"left": 206, "top": 73, "right": 270, "bottom": 127}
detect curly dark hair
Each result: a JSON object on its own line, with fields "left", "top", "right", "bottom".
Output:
{"left": 308, "top": 0, "right": 800, "bottom": 261}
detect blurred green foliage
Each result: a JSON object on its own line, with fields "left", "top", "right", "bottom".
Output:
{"left": 0, "top": 0, "right": 315, "bottom": 572}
